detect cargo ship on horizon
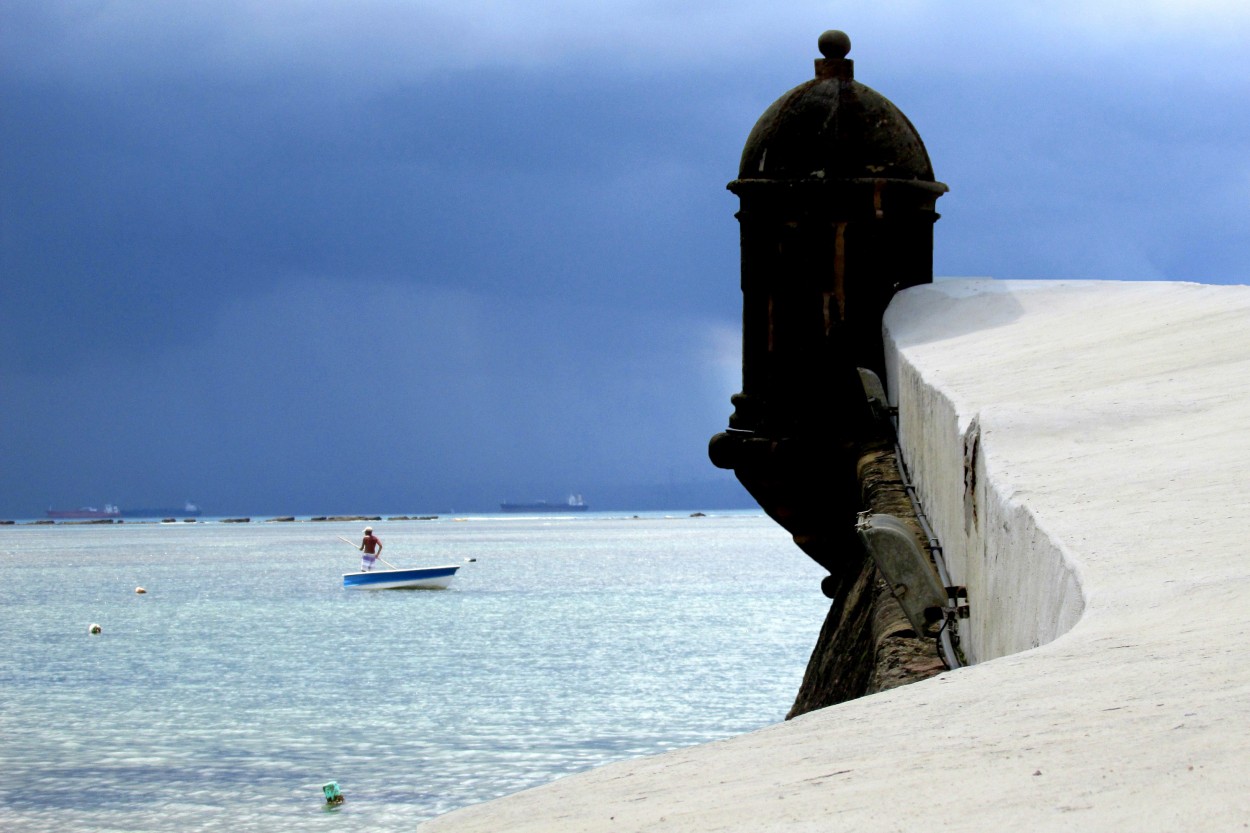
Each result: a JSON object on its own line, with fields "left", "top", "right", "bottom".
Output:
{"left": 500, "top": 494, "right": 589, "bottom": 513}
{"left": 46, "top": 501, "right": 202, "bottom": 519}
{"left": 46, "top": 504, "right": 121, "bottom": 519}
{"left": 119, "top": 502, "right": 202, "bottom": 518}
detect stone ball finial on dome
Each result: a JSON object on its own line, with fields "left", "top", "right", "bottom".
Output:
{"left": 814, "top": 29, "right": 853, "bottom": 80}
{"left": 818, "top": 30, "right": 851, "bottom": 60}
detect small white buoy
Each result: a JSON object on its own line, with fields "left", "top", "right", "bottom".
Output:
{"left": 135, "top": 586, "right": 147, "bottom": 594}
{"left": 88, "top": 623, "right": 102, "bottom": 634}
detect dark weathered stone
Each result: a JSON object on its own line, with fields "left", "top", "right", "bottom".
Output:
{"left": 788, "top": 554, "right": 877, "bottom": 716}
{"left": 786, "top": 437, "right": 943, "bottom": 718}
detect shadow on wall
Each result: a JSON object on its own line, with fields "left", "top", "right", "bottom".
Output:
{"left": 889, "top": 279, "right": 1027, "bottom": 349}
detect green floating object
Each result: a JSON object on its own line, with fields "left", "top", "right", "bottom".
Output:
{"left": 322, "top": 781, "right": 344, "bottom": 805}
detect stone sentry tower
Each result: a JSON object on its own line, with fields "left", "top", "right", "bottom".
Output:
{"left": 709, "top": 31, "right": 950, "bottom": 712}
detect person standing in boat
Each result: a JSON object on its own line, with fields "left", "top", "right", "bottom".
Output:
{"left": 358, "top": 527, "right": 383, "bottom": 572}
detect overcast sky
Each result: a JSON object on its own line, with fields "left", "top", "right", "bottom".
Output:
{"left": 3, "top": 1, "right": 1249, "bottom": 517}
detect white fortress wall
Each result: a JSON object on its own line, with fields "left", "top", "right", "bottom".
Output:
{"left": 423, "top": 278, "right": 1250, "bottom": 832}
{"left": 888, "top": 279, "right": 1250, "bottom": 662}
{"left": 885, "top": 279, "right": 1091, "bottom": 663}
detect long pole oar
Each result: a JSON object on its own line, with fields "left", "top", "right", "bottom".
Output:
{"left": 336, "top": 536, "right": 399, "bottom": 570}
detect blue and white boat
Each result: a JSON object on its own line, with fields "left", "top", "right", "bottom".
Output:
{"left": 342, "top": 565, "right": 460, "bottom": 590}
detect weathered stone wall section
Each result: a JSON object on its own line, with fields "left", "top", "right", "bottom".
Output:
{"left": 786, "top": 431, "right": 947, "bottom": 717}
{"left": 787, "top": 557, "right": 877, "bottom": 716}
{"left": 855, "top": 442, "right": 948, "bottom": 689}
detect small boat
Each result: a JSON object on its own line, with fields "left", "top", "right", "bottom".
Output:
{"left": 342, "top": 565, "right": 460, "bottom": 590}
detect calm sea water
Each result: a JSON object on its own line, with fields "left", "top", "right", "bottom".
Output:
{"left": 0, "top": 512, "right": 827, "bottom": 832}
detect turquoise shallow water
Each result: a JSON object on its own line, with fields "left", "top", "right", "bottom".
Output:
{"left": 0, "top": 512, "right": 827, "bottom": 832}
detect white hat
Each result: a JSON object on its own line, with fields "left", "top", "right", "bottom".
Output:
{"left": 364, "top": 526, "right": 373, "bottom": 534}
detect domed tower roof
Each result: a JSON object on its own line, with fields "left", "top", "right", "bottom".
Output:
{"left": 736, "top": 30, "right": 938, "bottom": 184}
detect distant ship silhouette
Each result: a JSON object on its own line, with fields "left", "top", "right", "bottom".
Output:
{"left": 499, "top": 494, "right": 588, "bottom": 513}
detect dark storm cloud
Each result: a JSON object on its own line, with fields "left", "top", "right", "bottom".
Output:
{"left": 3, "top": 1, "right": 1250, "bottom": 516}
{"left": 0, "top": 63, "right": 741, "bottom": 366}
